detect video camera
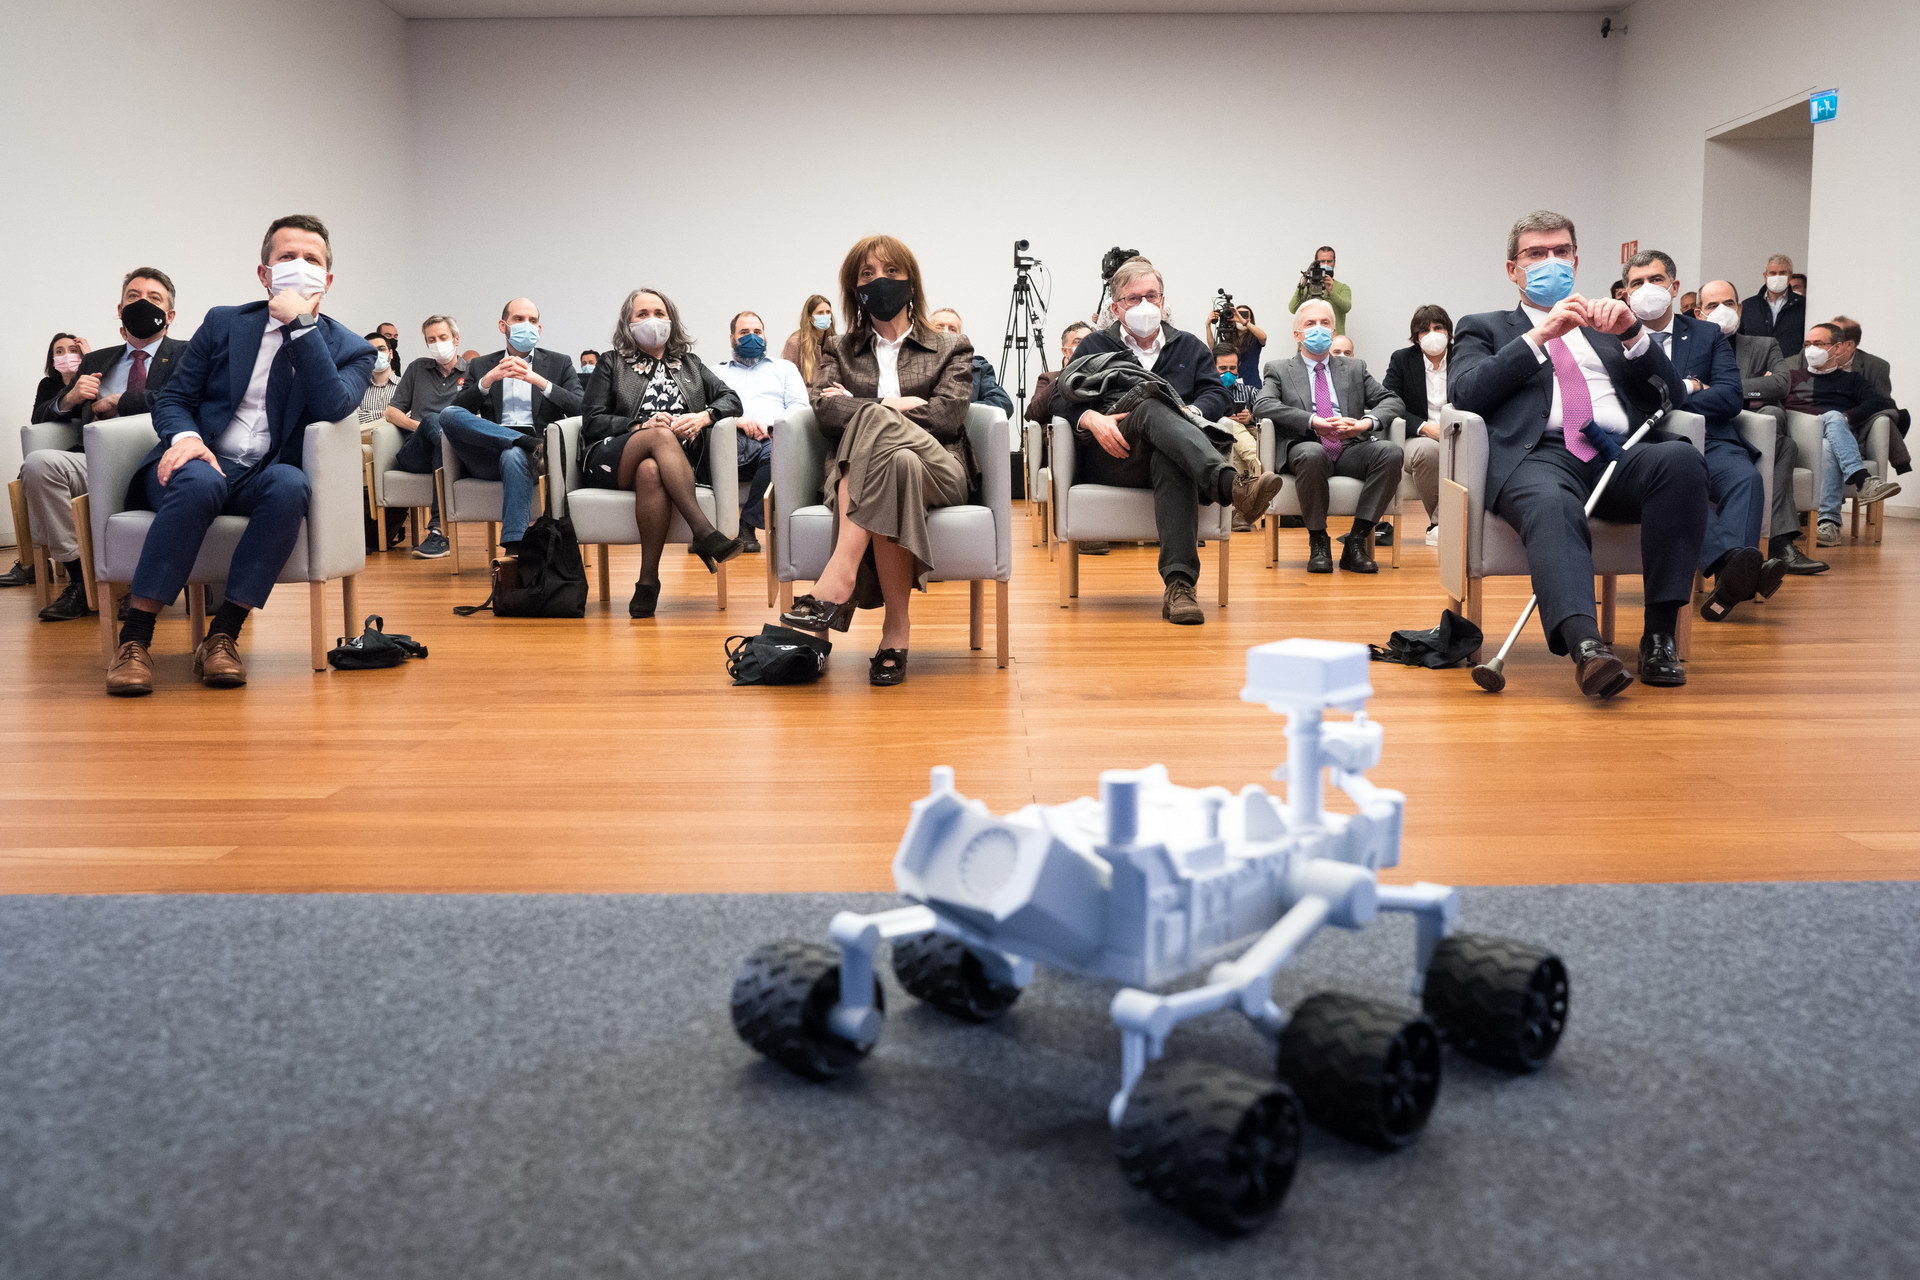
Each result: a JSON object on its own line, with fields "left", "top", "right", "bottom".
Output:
{"left": 1101, "top": 246, "right": 1142, "bottom": 281}
{"left": 1014, "top": 239, "right": 1039, "bottom": 271}
{"left": 1213, "top": 289, "right": 1242, "bottom": 344}
{"left": 1301, "top": 260, "right": 1333, "bottom": 297}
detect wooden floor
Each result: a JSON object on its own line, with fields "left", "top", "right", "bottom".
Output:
{"left": 3, "top": 503, "right": 1917, "bottom": 895}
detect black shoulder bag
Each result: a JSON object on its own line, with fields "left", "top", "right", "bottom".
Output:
{"left": 454, "top": 515, "right": 587, "bottom": 618}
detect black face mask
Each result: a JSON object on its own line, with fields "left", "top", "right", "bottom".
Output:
{"left": 856, "top": 276, "right": 911, "bottom": 323}
{"left": 121, "top": 298, "right": 168, "bottom": 341}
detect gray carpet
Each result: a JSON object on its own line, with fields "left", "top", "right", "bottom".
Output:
{"left": 3, "top": 884, "right": 1917, "bottom": 1280}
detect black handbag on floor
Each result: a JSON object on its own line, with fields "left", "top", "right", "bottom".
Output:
{"left": 329, "top": 616, "right": 428, "bottom": 670}
{"left": 1369, "top": 609, "right": 1483, "bottom": 669}
{"left": 453, "top": 516, "right": 586, "bottom": 618}
{"left": 725, "top": 624, "right": 831, "bottom": 685}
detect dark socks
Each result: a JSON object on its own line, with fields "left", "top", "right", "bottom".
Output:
{"left": 62, "top": 558, "right": 83, "bottom": 581}
{"left": 1349, "top": 518, "right": 1376, "bottom": 540}
{"left": 209, "top": 601, "right": 250, "bottom": 640}
{"left": 1643, "top": 603, "right": 1679, "bottom": 637}
{"left": 1704, "top": 548, "right": 1732, "bottom": 578}
{"left": 1556, "top": 615, "right": 1602, "bottom": 654}
{"left": 1845, "top": 467, "right": 1868, "bottom": 489}
{"left": 1768, "top": 533, "right": 1796, "bottom": 557}
{"left": 120, "top": 607, "right": 157, "bottom": 648}
{"left": 1215, "top": 468, "right": 1236, "bottom": 505}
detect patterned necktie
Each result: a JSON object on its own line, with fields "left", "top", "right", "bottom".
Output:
{"left": 1545, "top": 337, "right": 1597, "bottom": 462}
{"left": 1313, "top": 361, "right": 1342, "bottom": 460}
{"left": 126, "top": 348, "right": 148, "bottom": 397}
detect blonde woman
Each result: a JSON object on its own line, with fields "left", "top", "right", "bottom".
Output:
{"left": 781, "top": 293, "right": 836, "bottom": 384}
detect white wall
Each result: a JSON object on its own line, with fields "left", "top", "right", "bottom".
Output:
{"left": 1700, "top": 136, "right": 1812, "bottom": 291}
{"left": 1616, "top": 0, "right": 1919, "bottom": 511}
{"left": 402, "top": 12, "right": 1621, "bottom": 387}
{"left": 1, "top": 0, "right": 410, "bottom": 540}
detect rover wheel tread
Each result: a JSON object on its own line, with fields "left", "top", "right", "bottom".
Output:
{"left": 730, "top": 940, "right": 882, "bottom": 1082}
{"left": 891, "top": 932, "right": 1022, "bottom": 1023}
{"left": 1421, "top": 932, "right": 1569, "bottom": 1073}
{"left": 1114, "top": 1059, "right": 1301, "bottom": 1236}
{"left": 1277, "top": 992, "right": 1442, "bottom": 1149}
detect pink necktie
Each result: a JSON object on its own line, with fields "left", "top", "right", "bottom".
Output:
{"left": 126, "top": 349, "right": 148, "bottom": 397}
{"left": 1545, "top": 338, "right": 1596, "bottom": 461}
{"left": 1313, "top": 361, "right": 1342, "bottom": 460}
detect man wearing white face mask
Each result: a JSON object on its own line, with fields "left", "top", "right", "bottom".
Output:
{"left": 1781, "top": 323, "right": 1901, "bottom": 546}
{"left": 1623, "top": 250, "right": 1784, "bottom": 619}
{"left": 438, "top": 298, "right": 583, "bottom": 557}
{"left": 1739, "top": 254, "right": 1806, "bottom": 356}
{"left": 384, "top": 314, "right": 469, "bottom": 557}
{"left": 104, "top": 214, "right": 373, "bottom": 696}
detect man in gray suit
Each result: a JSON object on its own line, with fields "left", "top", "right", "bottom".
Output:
{"left": 1694, "top": 280, "right": 1827, "bottom": 574}
{"left": 1252, "top": 298, "right": 1404, "bottom": 573}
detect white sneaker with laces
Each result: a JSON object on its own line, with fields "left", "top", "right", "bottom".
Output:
{"left": 1816, "top": 521, "right": 1842, "bottom": 547}
{"left": 1424, "top": 523, "right": 1440, "bottom": 546}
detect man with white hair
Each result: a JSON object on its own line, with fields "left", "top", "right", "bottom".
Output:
{"left": 1251, "top": 298, "right": 1405, "bottom": 574}
{"left": 1739, "top": 253, "right": 1807, "bottom": 356}
{"left": 1052, "top": 257, "right": 1283, "bottom": 624}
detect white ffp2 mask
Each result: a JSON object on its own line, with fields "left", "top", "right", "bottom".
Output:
{"left": 1121, "top": 301, "right": 1161, "bottom": 340}
{"left": 1629, "top": 283, "right": 1672, "bottom": 322}
{"left": 1418, "top": 331, "right": 1449, "bottom": 357}
{"left": 1804, "top": 345, "right": 1831, "bottom": 371}
{"left": 1705, "top": 304, "right": 1739, "bottom": 336}
{"left": 1766, "top": 274, "right": 1790, "bottom": 294}
{"left": 269, "top": 257, "right": 328, "bottom": 298}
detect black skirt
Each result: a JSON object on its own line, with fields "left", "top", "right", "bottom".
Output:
{"left": 582, "top": 428, "right": 712, "bottom": 489}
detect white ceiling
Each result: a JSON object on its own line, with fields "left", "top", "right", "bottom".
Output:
{"left": 384, "top": 0, "right": 1625, "bottom": 17}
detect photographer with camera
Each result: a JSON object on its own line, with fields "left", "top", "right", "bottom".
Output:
{"left": 1207, "top": 291, "right": 1268, "bottom": 391}
{"left": 1287, "top": 246, "right": 1352, "bottom": 336}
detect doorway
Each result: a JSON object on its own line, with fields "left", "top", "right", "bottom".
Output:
{"left": 1700, "top": 103, "right": 1814, "bottom": 300}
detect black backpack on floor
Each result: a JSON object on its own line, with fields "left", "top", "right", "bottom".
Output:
{"left": 454, "top": 516, "right": 587, "bottom": 619}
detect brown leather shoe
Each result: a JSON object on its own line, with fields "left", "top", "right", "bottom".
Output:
{"left": 1231, "top": 470, "right": 1285, "bottom": 527}
{"left": 1161, "top": 578, "right": 1205, "bottom": 625}
{"left": 105, "top": 641, "right": 155, "bottom": 697}
{"left": 193, "top": 633, "right": 248, "bottom": 688}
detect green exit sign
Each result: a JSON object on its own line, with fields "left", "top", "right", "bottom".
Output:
{"left": 1809, "top": 90, "right": 1839, "bottom": 123}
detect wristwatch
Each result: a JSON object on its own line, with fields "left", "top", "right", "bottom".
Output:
{"left": 288, "top": 313, "right": 319, "bottom": 336}
{"left": 1619, "top": 322, "right": 1644, "bottom": 345}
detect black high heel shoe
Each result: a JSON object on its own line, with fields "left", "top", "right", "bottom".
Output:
{"left": 689, "top": 529, "right": 744, "bottom": 573}
{"left": 629, "top": 581, "right": 660, "bottom": 618}
{"left": 781, "top": 594, "right": 853, "bottom": 633}
{"left": 869, "top": 648, "right": 909, "bottom": 687}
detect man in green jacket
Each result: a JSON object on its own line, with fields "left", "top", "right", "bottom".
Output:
{"left": 1288, "top": 245, "right": 1352, "bottom": 336}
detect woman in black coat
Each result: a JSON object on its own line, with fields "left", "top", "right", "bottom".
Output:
{"left": 580, "top": 287, "right": 745, "bottom": 617}
{"left": 31, "top": 332, "right": 88, "bottom": 423}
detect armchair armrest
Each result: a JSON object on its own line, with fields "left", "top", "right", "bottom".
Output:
{"left": 966, "top": 406, "right": 1012, "bottom": 579}
{"left": 771, "top": 410, "right": 828, "bottom": 581}
{"left": 1785, "top": 411, "right": 1824, "bottom": 481}
{"left": 707, "top": 416, "right": 740, "bottom": 535}
{"left": 304, "top": 417, "right": 368, "bottom": 581}
{"left": 1735, "top": 411, "right": 1776, "bottom": 532}
{"left": 1048, "top": 417, "right": 1077, "bottom": 539}
{"left": 545, "top": 416, "right": 582, "bottom": 520}
{"left": 1437, "top": 408, "right": 1488, "bottom": 602}
{"left": 22, "top": 422, "right": 80, "bottom": 457}
{"left": 1663, "top": 409, "right": 1706, "bottom": 453}
{"left": 81, "top": 415, "right": 161, "bottom": 580}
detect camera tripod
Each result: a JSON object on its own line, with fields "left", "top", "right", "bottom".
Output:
{"left": 1000, "top": 241, "right": 1050, "bottom": 431}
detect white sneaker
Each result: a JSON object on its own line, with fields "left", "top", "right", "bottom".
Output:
{"left": 1424, "top": 523, "right": 1440, "bottom": 546}
{"left": 1854, "top": 475, "right": 1901, "bottom": 506}
{"left": 1816, "top": 521, "right": 1842, "bottom": 547}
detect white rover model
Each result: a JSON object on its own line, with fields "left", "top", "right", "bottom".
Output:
{"left": 731, "top": 639, "right": 1569, "bottom": 1234}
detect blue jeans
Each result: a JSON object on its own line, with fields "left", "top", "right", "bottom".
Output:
{"left": 393, "top": 411, "right": 444, "bottom": 528}
{"left": 132, "top": 458, "right": 310, "bottom": 609}
{"left": 738, "top": 434, "right": 773, "bottom": 530}
{"left": 1817, "top": 410, "right": 1867, "bottom": 525}
{"left": 438, "top": 407, "right": 540, "bottom": 544}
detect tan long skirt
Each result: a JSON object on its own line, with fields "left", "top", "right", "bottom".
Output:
{"left": 825, "top": 402, "right": 970, "bottom": 609}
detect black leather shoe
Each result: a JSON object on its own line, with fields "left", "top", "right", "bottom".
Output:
{"left": 1779, "top": 542, "right": 1829, "bottom": 575}
{"left": 1572, "top": 638, "right": 1633, "bottom": 699}
{"left": 38, "top": 580, "right": 94, "bottom": 622}
{"left": 1699, "top": 546, "right": 1762, "bottom": 621}
{"left": 0, "top": 560, "right": 34, "bottom": 587}
{"left": 869, "top": 648, "right": 908, "bottom": 687}
{"left": 1755, "top": 556, "right": 1789, "bottom": 599}
{"left": 689, "top": 529, "right": 743, "bottom": 573}
{"left": 628, "top": 581, "right": 660, "bottom": 618}
{"left": 1637, "top": 633, "right": 1686, "bottom": 686}
{"left": 738, "top": 530, "right": 762, "bottom": 554}
{"left": 1339, "top": 532, "right": 1378, "bottom": 574}
{"left": 1306, "top": 531, "right": 1334, "bottom": 574}
{"left": 782, "top": 593, "right": 853, "bottom": 633}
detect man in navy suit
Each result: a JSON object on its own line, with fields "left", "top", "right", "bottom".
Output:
{"left": 1623, "top": 251, "right": 1788, "bottom": 622}
{"left": 1451, "top": 211, "right": 1702, "bottom": 700}
{"left": 105, "top": 214, "right": 373, "bottom": 696}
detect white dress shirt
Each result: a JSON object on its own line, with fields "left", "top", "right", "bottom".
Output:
{"left": 1520, "top": 302, "right": 1646, "bottom": 437}
{"left": 873, "top": 329, "right": 907, "bottom": 400}
{"left": 178, "top": 314, "right": 318, "bottom": 467}
{"left": 100, "top": 336, "right": 165, "bottom": 399}
{"left": 499, "top": 366, "right": 535, "bottom": 428}
{"left": 1768, "top": 292, "right": 1788, "bottom": 320}
{"left": 717, "top": 355, "right": 809, "bottom": 423}
{"left": 1424, "top": 356, "right": 1448, "bottom": 420}
{"left": 1121, "top": 324, "right": 1166, "bottom": 372}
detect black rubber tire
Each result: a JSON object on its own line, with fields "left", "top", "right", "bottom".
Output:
{"left": 1276, "top": 993, "right": 1442, "bottom": 1149}
{"left": 1114, "top": 1060, "right": 1302, "bottom": 1236}
{"left": 890, "top": 933, "right": 1022, "bottom": 1023}
{"left": 730, "top": 940, "right": 883, "bottom": 1082}
{"left": 1422, "top": 932, "right": 1570, "bottom": 1073}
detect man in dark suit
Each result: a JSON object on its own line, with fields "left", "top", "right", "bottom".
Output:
{"left": 1054, "top": 258, "right": 1283, "bottom": 624}
{"left": 1739, "top": 254, "right": 1806, "bottom": 356}
{"left": 1694, "top": 280, "right": 1826, "bottom": 575}
{"left": 1252, "top": 298, "right": 1405, "bottom": 574}
{"left": 438, "top": 297, "right": 583, "bottom": 556}
{"left": 19, "top": 268, "right": 188, "bottom": 621}
{"left": 105, "top": 215, "right": 373, "bottom": 696}
{"left": 1625, "top": 251, "right": 1786, "bottom": 621}
{"left": 1450, "top": 210, "right": 1699, "bottom": 699}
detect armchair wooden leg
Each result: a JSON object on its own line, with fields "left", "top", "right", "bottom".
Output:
{"left": 995, "top": 578, "right": 1009, "bottom": 669}
{"left": 1389, "top": 512, "right": 1401, "bottom": 569}
{"left": 9, "top": 479, "right": 46, "bottom": 607}
{"left": 715, "top": 559, "right": 728, "bottom": 611}
{"left": 1599, "top": 576, "right": 1617, "bottom": 645}
{"left": 32, "top": 540, "right": 53, "bottom": 609}
{"left": 187, "top": 585, "right": 208, "bottom": 650}
{"left": 596, "top": 545, "right": 610, "bottom": 604}
{"left": 98, "top": 583, "right": 119, "bottom": 667}
{"left": 1462, "top": 578, "right": 1485, "bottom": 663}
{"left": 968, "top": 579, "right": 983, "bottom": 651}
{"left": 1676, "top": 592, "right": 1694, "bottom": 660}
{"left": 1267, "top": 517, "right": 1279, "bottom": 569}
{"left": 1058, "top": 540, "right": 1075, "bottom": 607}
{"left": 309, "top": 581, "right": 327, "bottom": 671}
{"left": 1217, "top": 533, "right": 1230, "bottom": 607}
{"left": 408, "top": 508, "right": 421, "bottom": 547}
{"left": 446, "top": 519, "right": 462, "bottom": 574}
{"left": 342, "top": 574, "right": 359, "bottom": 638}
{"left": 486, "top": 522, "right": 499, "bottom": 557}
{"left": 779, "top": 580, "right": 794, "bottom": 614}
{"left": 72, "top": 493, "right": 96, "bottom": 615}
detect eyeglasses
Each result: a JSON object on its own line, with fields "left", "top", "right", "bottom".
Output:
{"left": 1515, "top": 245, "right": 1576, "bottom": 265}
{"left": 1115, "top": 292, "right": 1164, "bottom": 309}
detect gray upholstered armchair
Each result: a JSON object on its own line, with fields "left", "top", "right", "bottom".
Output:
{"left": 364, "top": 421, "right": 437, "bottom": 553}
{"left": 11, "top": 421, "right": 83, "bottom": 606}
{"left": 1785, "top": 409, "right": 1895, "bottom": 546}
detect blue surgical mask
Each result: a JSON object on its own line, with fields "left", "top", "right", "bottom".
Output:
{"left": 1301, "top": 325, "right": 1334, "bottom": 356}
{"left": 734, "top": 333, "right": 767, "bottom": 361}
{"left": 1219, "top": 371, "right": 1238, "bottom": 387}
{"left": 507, "top": 321, "right": 540, "bottom": 353}
{"left": 811, "top": 313, "right": 832, "bottom": 331}
{"left": 1523, "top": 258, "right": 1576, "bottom": 308}
{"left": 373, "top": 352, "right": 390, "bottom": 372}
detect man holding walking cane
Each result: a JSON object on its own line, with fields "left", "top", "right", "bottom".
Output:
{"left": 1450, "top": 211, "right": 1703, "bottom": 700}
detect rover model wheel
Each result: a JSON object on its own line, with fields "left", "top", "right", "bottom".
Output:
{"left": 890, "top": 932, "right": 1022, "bottom": 1023}
{"left": 730, "top": 940, "right": 883, "bottom": 1082}
{"left": 1277, "top": 993, "right": 1442, "bottom": 1149}
{"left": 1114, "top": 1059, "right": 1301, "bottom": 1236}
{"left": 1421, "top": 933, "right": 1569, "bottom": 1072}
